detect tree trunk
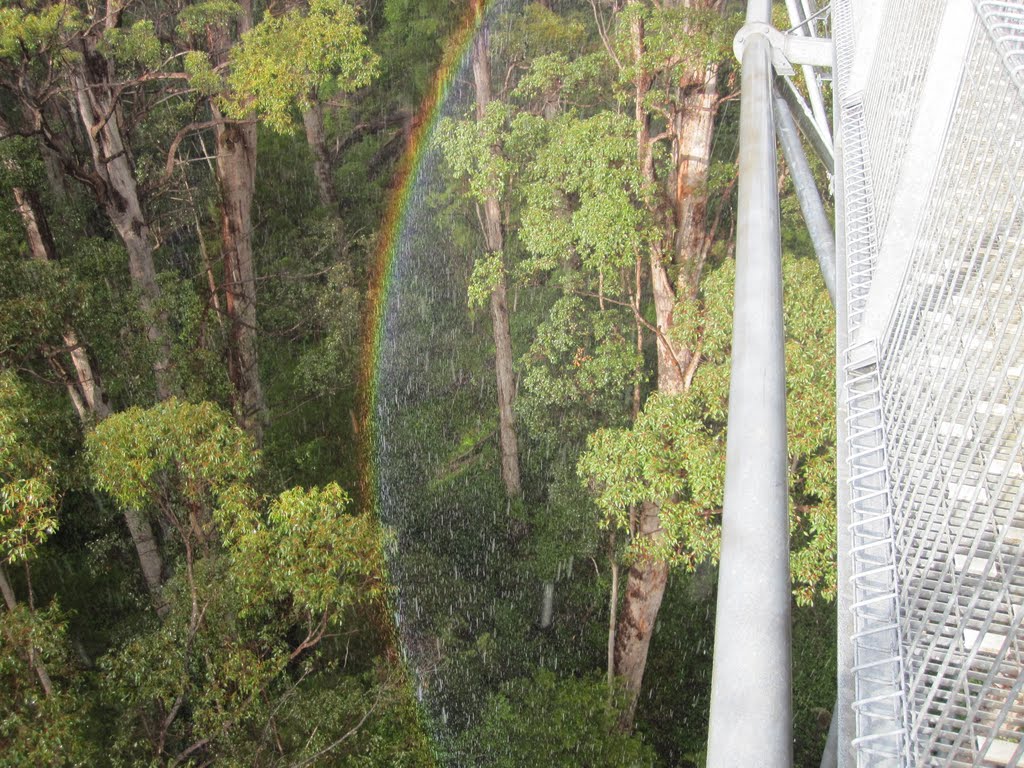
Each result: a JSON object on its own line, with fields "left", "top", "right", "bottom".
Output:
{"left": 8, "top": 181, "right": 168, "bottom": 616}
{"left": 213, "top": 115, "right": 266, "bottom": 444}
{"left": 472, "top": 13, "right": 521, "bottom": 497}
{"left": 614, "top": 501, "right": 668, "bottom": 726}
{"left": 209, "top": 1, "right": 266, "bottom": 444}
{"left": 611, "top": 2, "right": 717, "bottom": 729}
{"left": 302, "top": 97, "right": 337, "bottom": 210}
{"left": 12, "top": 185, "right": 114, "bottom": 420}
{"left": 119, "top": 503, "right": 168, "bottom": 617}
{"left": 0, "top": 564, "right": 16, "bottom": 611}
{"left": 607, "top": 533, "right": 619, "bottom": 691}
{"left": 539, "top": 581, "right": 555, "bottom": 628}
{"left": 71, "top": 47, "right": 172, "bottom": 400}
{"left": 0, "top": 564, "right": 54, "bottom": 695}
{"left": 672, "top": 65, "right": 719, "bottom": 298}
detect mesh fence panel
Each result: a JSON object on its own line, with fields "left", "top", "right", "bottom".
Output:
{"left": 837, "top": 2, "right": 1024, "bottom": 765}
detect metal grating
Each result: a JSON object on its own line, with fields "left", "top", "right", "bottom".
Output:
{"left": 976, "top": 1, "right": 1024, "bottom": 96}
{"left": 846, "top": 340, "right": 910, "bottom": 766}
{"left": 862, "top": 0, "right": 943, "bottom": 240}
{"left": 838, "top": 1, "right": 1024, "bottom": 766}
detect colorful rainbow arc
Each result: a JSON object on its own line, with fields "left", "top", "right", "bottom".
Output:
{"left": 357, "top": 0, "right": 489, "bottom": 514}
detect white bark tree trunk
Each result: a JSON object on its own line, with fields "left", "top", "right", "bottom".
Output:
{"left": 72, "top": 47, "right": 173, "bottom": 400}
{"left": 302, "top": 98, "right": 337, "bottom": 210}
{"left": 472, "top": 13, "right": 521, "bottom": 497}
{"left": 209, "top": 0, "right": 266, "bottom": 444}
{"left": 8, "top": 179, "right": 168, "bottom": 617}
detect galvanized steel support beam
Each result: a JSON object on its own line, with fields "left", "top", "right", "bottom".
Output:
{"left": 774, "top": 89, "right": 838, "bottom": 306}
{"left": 706, "top": 1, "right": 793, "bottom": 764}
{"left": 777, "top": 75, "right": 835, "bottom": 173}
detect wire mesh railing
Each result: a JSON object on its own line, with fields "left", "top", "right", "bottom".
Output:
{"left": 836, "top": 1, "right": 1024, "bottom": 765}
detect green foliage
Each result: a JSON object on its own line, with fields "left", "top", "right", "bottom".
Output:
{"left": 517, "top": 296, "right": 641, "bottom": 445}
{"left": 458, "top": 669, "right": 656, "bottom": 767}
{"left": 294, "top": 259, "right": 363, "bottom": 398}
{"left": 100, "top": 20, "right": 163, "bottom": 69}
{"left": 226, "top": 0, "right": 379, "bottom": 133}
{"left": 376, "top": 0, "right": 455, "bottom": 104}
{"left": 0, "top": 372, "right": 58, "bottom": 564}
{"left": 519, "top": 112, "right": 652, "bottom": 274}
{"left": 233, "top": 482, "right": 382, "bottom": 619}
{"left": 0, "top": 604, "right": 93, "bottom": 767}
{"left": 0, "top": 249, "right": 68, "bottom": 366}
{"left": 0, "top": 0, "right": 840, "bottom": 763}
{"left": 177, "top": 0, "right": 242, "bottom": 37}
{"left": 616, "top": 4, "right": 737, "bottom": 90}
{"left": 87, "top": 398, "right": 256, "bottom": 516}
{"left": 183, "top": 50, "right": 221, "bottom": 96}
{"left": 86, "top": 400, "right": 390, "bottom": 764}
{"left": 0, "top": 2, "right": 80, "bottom": 62}
{"left": 467, "top": 250, "right": 504, "bottom": 309}
{"left": 495, "top": 3, "right": 587, "bottom": 65}
{"left": 579, "top": 255, "right": 837, "bottom": 598}
{"left": 436, "top": 101, "right": 516, "bottom": 204}
{"left": 512, "top": 52, "right": 610, "bottom": 109}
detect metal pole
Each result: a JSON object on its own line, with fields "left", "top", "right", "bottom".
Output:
{"left": 777, "top": 75, "right": 834, "bottom": 173}
{"left": 783, "top": 0, "right": 834, "bottom": 146}
{"left": 706, "top": 1, "right": 792, "bottom": 765}
{"left": 819, "top": 702, "right": 839, "bottom": 768}
{"left": 774, "top": 89, "right": 837, "bottom": 306}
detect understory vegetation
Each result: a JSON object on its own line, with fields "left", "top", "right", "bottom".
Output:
{"left": 0, "top": 0, "right": 836, "bottom": 765}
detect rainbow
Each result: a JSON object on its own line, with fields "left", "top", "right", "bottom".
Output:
{"left": 357, "top": 0, "right": 489, "bottom": 515}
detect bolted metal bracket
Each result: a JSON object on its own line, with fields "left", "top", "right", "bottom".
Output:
{"left": 733, "top": 21, "right": 833, "bottom": 75}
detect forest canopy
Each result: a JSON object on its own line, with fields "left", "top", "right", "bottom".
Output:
{"left": 0, "top": 0, "right": 836, "bottom": 765}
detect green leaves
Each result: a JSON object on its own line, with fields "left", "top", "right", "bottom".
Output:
{"left": 458, "top": 669, "right": 656, "bottom": 767}
{"left": 0, "top": 603, "right": 93, "bottom": 767}
{"left": 436, "top": 101, "right": 516, "bottom": 204}
{"left": 176, "top": 0, "right": 242, "bottom": 37}
{"left": 579, "top": 254, "right": 837, "bottom": 595}
{"left": 87, "top": 398, "right": 256, "bottom": 515}
{"left": 225, "top": 0, "right": 379, "bottom": 134}
{"left": 99, "top": 20, "right": 162, "bottom": 70}
{"left": 0, "top": 372, "right": 59, "bottom": 565}
{"left": 0, "top": 2, "right": 80, "bottom": 62}
{"left": 467, "top": 250, "right": 504, "bottom": 309}
{"left": 183, "top": 50, "right": 221, "bottom": 97}
{"left": 0, "top": 477, "right": 58, "bottom": 564}
{"left": 517, "top": 295, "right": 641, "bottom": 445}
{"left": 233, "top": 483, "right": 382, "bottom": 620}
{"left": 519, "top": 112, "right": 651, "bottom": 274}
{"left": 616, "top": 4, "right": 738, "bottom": 89}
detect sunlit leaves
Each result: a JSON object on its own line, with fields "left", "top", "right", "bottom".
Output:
{"left": 467, "top": 250, "right": 504, "bottom": 309}
{"left": 580, "top": 254, "right": 837, "bottom": 597}
{"left": 183, "top": 50, "right": 221, "bottom": 96}
{"left": 511, "top": 51, "right": 610, "bottom": 109}
{"left": 86, "top": 400, "right": 387, "bottom": 762}
{"left": 233, "top": 483, "right": 382, "bottom": 620}
{"left": 226, "top": 0, "right": 379, "bottom": 134}
{"left": 0, "top": 372, "right": 58, "bottom": 565}
{"left": 0, "top": 477, "right": 58, "bottom": 564}
{"left": 436, "top": 101, "right": 516, "bottom": 204}
{"left": 0, "top": 2, "right": 81, "bottom": 63}
{"left": 615, "top": 4, "right": 737, "bottom": 90}
{"left": 519, "top": 112, "right": 652, "bottom": 275}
